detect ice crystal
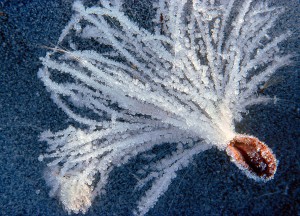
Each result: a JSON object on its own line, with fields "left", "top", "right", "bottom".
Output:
{"left": 38, "top": 0, "right": 291, "bottom": 215}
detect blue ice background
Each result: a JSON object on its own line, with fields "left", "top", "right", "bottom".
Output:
{"left": 0, "top": 0, "right": 299, "bottom": 215}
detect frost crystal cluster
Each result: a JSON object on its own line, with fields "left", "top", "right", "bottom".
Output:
{"left": 38, "top": 0, "right": 291, "bottom": 215}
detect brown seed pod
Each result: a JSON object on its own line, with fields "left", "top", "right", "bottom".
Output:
{"left": 226, "top": 135, "right": 277, "bottom": 182}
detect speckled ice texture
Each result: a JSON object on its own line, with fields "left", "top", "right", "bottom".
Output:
{"left": 0, "top": 0, "right": 299, "bottom": 215}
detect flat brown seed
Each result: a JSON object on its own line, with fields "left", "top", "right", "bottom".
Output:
{"left": 226, "top": 135, "right": 277, "bottom": 181}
